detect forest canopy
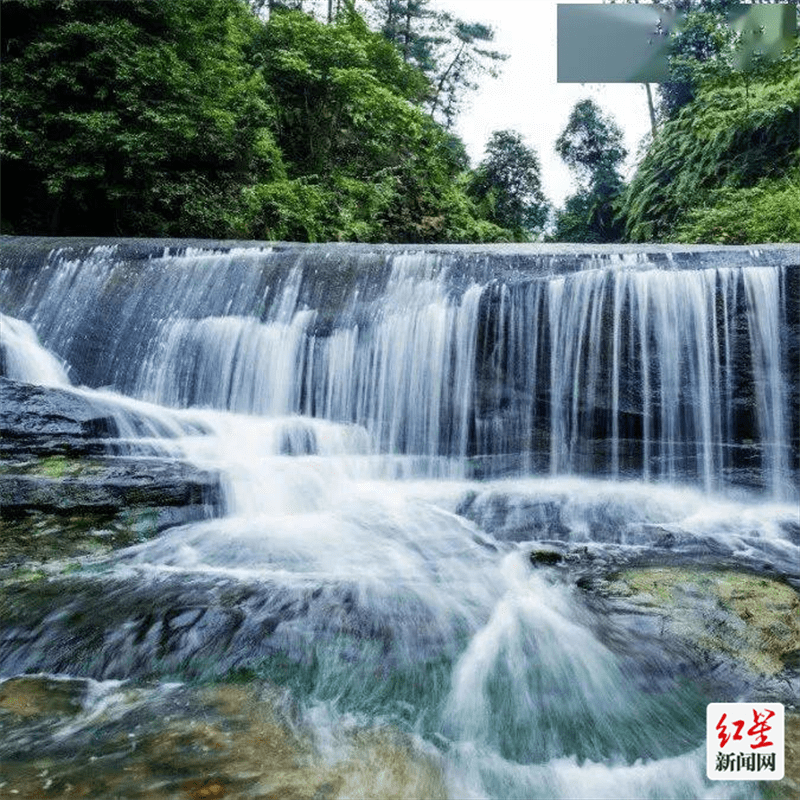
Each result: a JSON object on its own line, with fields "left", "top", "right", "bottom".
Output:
{"left": 1, "top": 0, "right": 519, "bottom": 242}
{"left": 1, "top": 0, "right": 797, "bottom": 244}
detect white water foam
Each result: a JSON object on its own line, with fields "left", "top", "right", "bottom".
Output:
{"left": 1, "top": 247, "right": 796, "bottom": 800}
{"left": 1, "top": 313, "right": 70, "bottom": 386}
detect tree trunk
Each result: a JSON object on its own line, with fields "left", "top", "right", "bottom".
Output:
{"left": 645, "top": 83, "right": 657, "bottom": 138}
{"left": 429, "top": 40, "right": 465, "bottom": 120}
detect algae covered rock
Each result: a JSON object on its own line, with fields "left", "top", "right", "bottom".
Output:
{"left": 602, "top": 567, "right": 800, "bottom": 678}
{"left": 0, "top": 677, "right": 447, "bottom": 800}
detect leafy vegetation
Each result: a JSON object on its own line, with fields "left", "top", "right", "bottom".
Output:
{"left": 621, "top": 57, "right": 799, "bottom": 243}
{"left": 656, "top": 0, "right": 741, "bottom": 120}
{"left": 369, "top": 0, "right": 507, "bottom": 129}
{"left": 468, "top": 130, "right": 548, "bottom": 239}
{"left": 1, "top": 0, "right": 512, "bottom": 242}
{"left": 672, "top": 169, "right": 800, "bottom": 245}
{"left": 594, "top": 0, "right": 798, "bottom": 245}
{"left": 551, "top": 99, "right": 627, "bottom": 242}
{"left": 2, "top": 0, "right": 796, "bottom": 244}
{"left": 1, "top": 0, "right": 280, "bottom": 237}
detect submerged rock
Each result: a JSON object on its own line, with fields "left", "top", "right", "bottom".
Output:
{"left": 529, "top": 547, "right": 565, "bottom": 565}
{"left": 597, "top": 567, "right": 800, "bottom": 678}
{"left": 567, "top": 563, "right": 800, "bottom": 710}
{"left": 0, "top": 677, "right": 447, "bottom": 800}
{"left": 0, "top": 675, "right": 88, "bottom": 718}
{"left": 0, "top": 570, "right": 454, "bottom": 684}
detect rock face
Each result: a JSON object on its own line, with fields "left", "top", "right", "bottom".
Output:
{"left": 1, "top": 459, "right": 219, "bottom": 518}
{"left": 583, "top": 563, "right": 800, "bottom": 800}
{"left": 1, "top": 241, "right": 796, "bottom": 491}
{"left": 0, "top": 377, "right": 121, "bottom": 457}
{"left": 0, "top": 377, "right": 222, "bottom": 563}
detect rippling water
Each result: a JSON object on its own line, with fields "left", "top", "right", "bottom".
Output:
{"left": 1, "top": 242, "right": 797, "bottom": 798}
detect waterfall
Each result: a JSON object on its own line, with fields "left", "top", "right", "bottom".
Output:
{"left": 1, "top": 239, "right": 797, "bottom": 800}
{"left": 0, "top": 314, "right": 70, "bottom": 387}
{"left": 2, "top": 242, "right": 796, "bottom": 495}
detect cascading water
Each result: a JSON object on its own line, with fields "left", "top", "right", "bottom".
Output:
{"left": 1, "top": 240, "right": 798, "bottom": 799}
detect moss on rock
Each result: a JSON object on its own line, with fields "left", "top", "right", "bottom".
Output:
{"left": 611, "top": 567, "right": 800, "bottom": 676}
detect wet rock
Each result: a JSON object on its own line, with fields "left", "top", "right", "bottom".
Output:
{"left": 0, "top": 678, "right": 447, "bottom": 800}
{"left": 0, "top": 505, "right": 215, "bottom": 568}
{"left": 0, "top": 454, "right": 221, "bottom": 567}
{"left": 0, "top": 572, "right": 454, "bottom": 683}
{"left": 457, "top": 490, "right": 570, "bottom": 542}
{"left": 0, "top": 457, "right": 220, "bottom": 517}
{"left": 582, "top": 566, "right": 800, "bottom": 706}
{"left": 0, "top": 378, "right": 224, "bottom": 565}
{"left": 0, "top": 377, "right": 120, "bottom": 457}
{"left": 529, "top": 548, "right": 565, "bottom": 566}
{"left": 779, "top": 712, "right": 800, "bottom": 800}
{"left": 1, "top": 377, "right": 211, "bottom": 455}
{"left": 780, "top": 519, "right": 800, "bottom": 546}
{"left": 453, "top": 490, "right": 477, "bottom": 517}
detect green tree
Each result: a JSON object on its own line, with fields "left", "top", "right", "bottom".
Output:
{"left": 658, "top": 1, "right": 739, "bottom": 119}
{"left": 367, "top": 1, "right": 506, "bottom": 129}
{"left": 555, "top": 99, "right": 627, "bottom": 186}
{"left": 468, "top": 130, "right": 548, "bottom": 239}
{"left": 612, "top": 0, "right": 799, "bottom": 242}
{"left": 552, "top": 99, "right": 627, "bottom": 242}
{"left": 652, "top": 1, "right": 797, "bottom": 120}
{"left": 1, "top": 0, "right": 282, "bottom": 237}
{"left": 242, "top": 8, "right": 505, "bottom": 242}
{"left": 372, "top": 0, "right": 439, "bottom": 70}
{"left": 1, "top": 0, "right": 509, "bottom": 243}
{"left": 426, "top": 15, "right": 507, "bottom": 129}
{"left": 255, "top": 6, "right": 427, "bottom": 177}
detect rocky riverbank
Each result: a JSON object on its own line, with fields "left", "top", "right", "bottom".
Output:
{"left": 528, "top": 548, "right": 800, "bottom": 799}
{"left": 1, "top": 555, "right": 796, "bottom": 799}
{"left": 1, "top": 377, "right": 222, "bottom": 568}
{"left": 2, "top": 377, "right": 798, "bottom": 799}
{"left": 0, "top": 677, "right": 447, "bottom": 800}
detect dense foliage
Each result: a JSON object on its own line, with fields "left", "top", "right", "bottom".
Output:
{"left": 551, "top": 99, "right": 627, "bottom": 243}
{"left": 656, "top": 0, "right": 740, "bottom": 119}
{"left": 1, "top": 0, "right": 280, "bottom": 237}
{"left": 1, "top": 0, "right": 512, "bottom": 242}
{"left": 621, "top": 55, "right": 799, "bottom": 243}
{"left": 2, "top": 0, "right": 796, "bottom": 244}
{"left": 238, "top": 7, "right": 506, "bottom": 242}
{"left": 468, "top": 131, "right": 548, "bottom": 238}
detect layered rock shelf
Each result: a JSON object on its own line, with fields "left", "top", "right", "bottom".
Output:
{"left": 1, "top": 378, "right": 221, "bottom": 565}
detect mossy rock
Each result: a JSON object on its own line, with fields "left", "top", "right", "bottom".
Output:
{"left": 529, "top": 548, "right": 564, "bottom": 565}
{"left": 612, "top": 567, "right": 800, "bottom": 676}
